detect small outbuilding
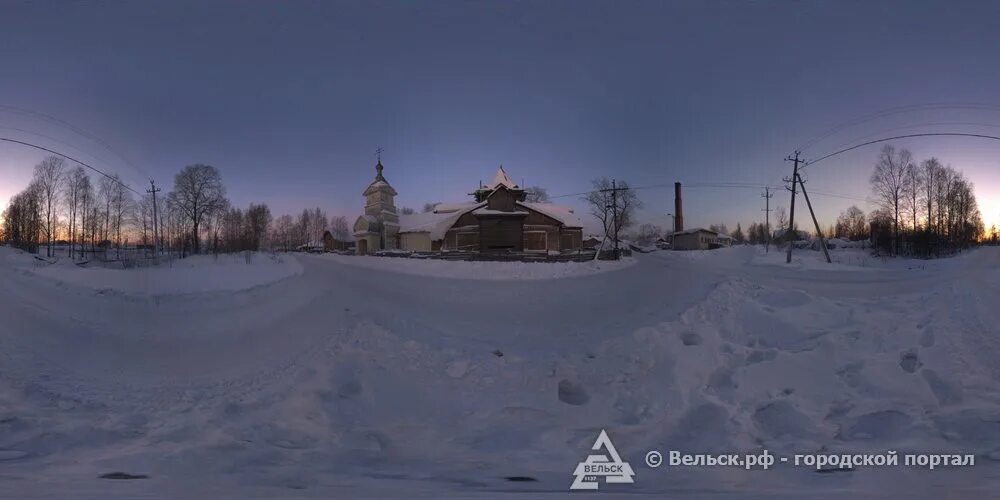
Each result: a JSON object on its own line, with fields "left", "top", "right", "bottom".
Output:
{"left": 669, "top": 228, "right": 732, "bottom": 250}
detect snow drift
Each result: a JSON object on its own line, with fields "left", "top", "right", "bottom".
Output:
{"left": 1, "top": 245, "right": 998, "bottom": 498}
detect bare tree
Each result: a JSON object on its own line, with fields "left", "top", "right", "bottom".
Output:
{"left": 422, "top": 202, "right": 441, "bottom": 213}
{"left": 730, "top": 223, "right": 745, "bottom": 243}
{"left": 329, "top": 215, "right": 349, "bottom": 241}
{"left": 168, "top": 164, "right": 227, "bottom": 255}
{"left": 524, "top": 186, "right": 550, "bottom": 203}
{"left": 775, "top": 207, "right": 788, "bottom": 236}
{"left": 903, "top": 161, "right": 923, "bottom": 232}
{"left": 33, "top": 156, "right": 65, "bottom": 257}
{"left": 1, "top": 181, "right": 43, "bottom": 252}
{"left": 97, "top": 175, "right": 114, "bottom": 246}
{"left": 77, "top": 173, "right": 94, "bottom": 257}
{"left": 921, "top": 158, "right": 941, "bottom": 235}
{"left": 62, "top": 166, "right": 88, "bottom": 259}
{"left": 400, "top": 207, "right": 415, "bottom": 215}
{"left": 245, "top": 203, "right": 272, "bottom": 251}
{"left": 635, "top": 223, "right": 662, "bottom": 244}
{"left": 582, "top": 177, "right": 642, "bottom": 245}
{"left": 108, "top": 174, "right": 134, "bottom": 259}
{"left": 870, "top": 144, "right": 911, "bottom": 255}
{"left": 271, "top": 214, "right": 295, "bottom": 251}
{"left": 835, "top": 205, "right": 867, "bottom": 241}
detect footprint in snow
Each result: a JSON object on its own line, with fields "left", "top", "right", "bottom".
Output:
{"left": 557, "top": 379, "right": 589, "bottom": 406}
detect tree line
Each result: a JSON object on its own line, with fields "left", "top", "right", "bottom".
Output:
{"left": 868, "top": 145, "right": 984, "bottom": 256}
{"left": 724, "top": 145, "right": 986, "bottom": 256}
{"left": 1, "top": 157, "right": 351, "bottom": 260}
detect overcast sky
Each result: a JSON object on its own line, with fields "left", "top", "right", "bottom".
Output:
{"left": 2, "top": 0, "right": 1000, "bottom": 232}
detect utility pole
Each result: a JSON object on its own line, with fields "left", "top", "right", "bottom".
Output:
{"left": 761, "top": 186, "right": 773, "bottom": 253}
{"left": 784, "top": 151, "right": 803, "bottom": 264}
{"left": 611, "top": 179, "right": 619, "bottom": 257}
{"left": 795, "top": 173, "right": 832, "bottom": 264}
{"left": 599, "top": 179, "right": 628, "bottom": 259}
{"left": 147, "top": 180, "right": 161, "bottom": 258}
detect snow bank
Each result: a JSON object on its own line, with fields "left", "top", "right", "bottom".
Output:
{"left": 315, "top": 253, "right": 636, "bottom": 280}
{"left": 4, "top": 248, "right": 303, "bottom": 296}
{"left": 3, "top": 245, "right": 1000, "bottom": 498}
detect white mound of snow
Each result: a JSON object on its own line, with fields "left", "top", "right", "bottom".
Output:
{"left": 4, "top": 248, "right": 302, "bottom": 295}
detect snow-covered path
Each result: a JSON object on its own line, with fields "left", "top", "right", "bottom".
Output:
{"left": 1, "top": 247, "right": 999, "bottom": 498}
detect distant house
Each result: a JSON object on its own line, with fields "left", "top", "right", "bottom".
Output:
{"left": 582, "top": 235, "right": 603, "bottom": 249}
{"left": 669, "top": 228, "right": 732, "bottom": 250}
{"left": 296, "top": 242, "right": 324, "bottom": 253}
{"left": 322, "top": 231, "right": 352, "bottom": 251}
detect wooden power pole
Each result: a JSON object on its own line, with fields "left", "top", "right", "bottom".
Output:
{"left": 599, "top": 179, "right": 631, "bottom": 260}
{"left": 796, "top": 173, "right": 832, "bottom": 263}
{"left": 784, "top": 151, "right": 803, "bottom": 264}
{"left": 147, "top": 180, "right": 161, "bottom": 257}
{"left": 761, "top": 186, "right": 773, "bottom": 253}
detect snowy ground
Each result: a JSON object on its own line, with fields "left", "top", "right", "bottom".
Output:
{"left": 5, "top": 249, "right": 303, "bottom": 296}
{"left": 318, "top": 253, "right": 636, "bottom": 280}
{"left": 1, "top": 245, "right": 999, "bottom": 498}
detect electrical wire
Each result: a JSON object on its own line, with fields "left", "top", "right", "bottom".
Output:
{"left": 0, "top": 137, "right": 143, "bottom": 196}
{"left": 795, "top": 103, "right": 1000, "bottom": 152}
{"left": 802, "top": 132, "right": 1000, "bottom": 170}
{"left": 0, "top": 104, "right": 147, "bottom": 178}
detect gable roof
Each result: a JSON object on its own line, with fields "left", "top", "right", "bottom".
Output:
{"left": 485, "top": 166, "right": 518, "bottom": 190}
{"left": 398, "top": 202, "right": 484, "bottom": 240}
{"left": 518, "top": 202, "right": 583, "bottom": 228}
{"left": 669, "top": 228, "right": 726, "bottom": 237}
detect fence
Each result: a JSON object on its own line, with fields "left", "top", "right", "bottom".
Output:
{"left": 370, "top": 248, "right": 618, "bottom": 262}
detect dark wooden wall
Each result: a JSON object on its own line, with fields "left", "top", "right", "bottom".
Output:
{"left": 478, "top": 217, "right": 524, "bottom": 251}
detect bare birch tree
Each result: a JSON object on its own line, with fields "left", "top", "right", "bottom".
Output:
{"left": 33, "top": 156, "right": 66, "bottom": 257}
{"left": 870, "top": 145, "right": 911, "bottom": 255}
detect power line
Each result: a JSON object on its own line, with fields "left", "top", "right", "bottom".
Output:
{"left": 0, "top": 136, "right": 144, "bottom": 196}
{"left": 802, "top": 132, "right": 1000, "bottom": 170}
{"left": 795, "top": 102, "right": 1000, "bottom": 152}
{"left": 810, "top": 121, "right": 1000, "bottom": 160}
{"left": 0, "top": 104, "right": 147, "bottom": 177}
{"left": 548, "top": 180, "right": 863, "bottom": 203}
{"left": 0, "top": 125, "right": 126, "bottom": 175}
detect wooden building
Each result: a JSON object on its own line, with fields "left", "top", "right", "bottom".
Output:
{"left": 354, "top": 162, "right": 584, "bottom": 254}
{"left": 669, "top": 228, "right": 732, "bottom": 250}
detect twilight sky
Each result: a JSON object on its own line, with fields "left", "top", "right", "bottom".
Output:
{"left": 2, "top": 0, "right": 1000, "bottom": 232}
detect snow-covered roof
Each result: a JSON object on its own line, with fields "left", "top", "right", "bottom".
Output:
{"left": 519, "top": 202, "right": 584, "bottom": 228}
{"left": 473, "top": 208, "right": 528, "bottom": 216}
{"left": 669, "top": 228, "right": 727, "bottom": 238}
{"left": 398, "top": 202, "right": 484, "bottom": 240}
{"left": 353, "top": 214, "right": 380, "bottom": 235}
{"left": 362, "top": 162, "right": 397, "bottom": 196}
{"left": 398, "top": 200, "right": 584, "bottom": 239}
{"left": 363, "top": 179, "right": 396, "bottom": 196}
{"left": 484, "top": 166, "right": 519, "bottom": 190}
{"left": 432, "top": 202, "right": 476, "bottom": 213}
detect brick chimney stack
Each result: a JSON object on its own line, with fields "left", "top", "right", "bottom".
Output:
{"left": 674, "top": 182, "right": 684, "bottom": 232}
